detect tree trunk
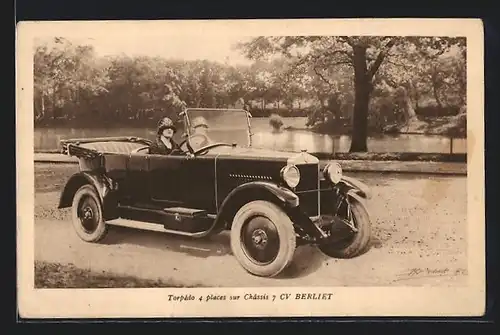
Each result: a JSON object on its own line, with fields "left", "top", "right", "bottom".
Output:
{"left": 431, "top": 69, "right": 443, "bottom": 109}
{"left": 349, "top": 45, "right": 370, "bottom": 152}
{"left": 52, "top": 89, "right": 57, "bottom": 120}
{"left": 40, "top": 94, "right": 45, "bottom": 119}
{"left": 400, "top": 86, "right": 417, "bottom": 121}
{"left": 329, "top": 93, "right": 342, "bottom": 120}
{"left": 433, "top": 83, "right": 443, "bottom": 108}
{"left": 405, "top": 96, "right": 417, "bottom": 120}
{"left": 457, "top": 65, "right": 466, "bottom": 106}
{"left": 414, "top": 86, "right": 420, "bottom": 110}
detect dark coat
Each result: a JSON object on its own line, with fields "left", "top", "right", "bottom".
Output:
{"left": 149, "top": 136, "right": 181, "bottom": 155}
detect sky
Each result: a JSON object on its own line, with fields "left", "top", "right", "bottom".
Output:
{"left": 37, "top": 32, "right": 465, "bottom": 67}
{"left": 41, "top": 35, "right": 255, "bottom": 66}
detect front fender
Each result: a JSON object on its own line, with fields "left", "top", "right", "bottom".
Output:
{"left": 246, "top": 181, "right": 300, "bottom": 207}
{"left": 58, "top": 171, "right": 115, "bottom": 210}
{"left": 346, "top": 190, "right": 371, "bottom": 221}
{"left": 339, "top": 175, "right": 372, "bottom": 199}
{"left": 213, "top": 181, "right": 299, "bottom": 231}
{"left": 220, "top": 181, "right": 299, "bottom": 210}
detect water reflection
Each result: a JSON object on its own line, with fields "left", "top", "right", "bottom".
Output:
{"left": 252, "top": 131, "right": 334, "bottom": 153}
{"left": 34, "top": 119, "right": 467, "bottom": 154}
{"left": 250, "top": 130, "right": 466, "bottom": 154}
{"left": 34, "top": 127, "right": 157, "bottom": 152}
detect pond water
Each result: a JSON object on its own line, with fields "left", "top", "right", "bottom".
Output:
{"left": 34, "top": 117, "right": 467, "bottom": 154}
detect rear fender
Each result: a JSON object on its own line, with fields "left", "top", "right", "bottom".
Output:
{"left": 213, "top": 181, "right": 299, "bottom": 231}
{"left": 58, "top": 171, "right": 119, "bottom": 220}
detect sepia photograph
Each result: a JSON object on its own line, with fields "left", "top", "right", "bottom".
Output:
{"left": 16, "top": 19, "right": 485, "bottom": 318}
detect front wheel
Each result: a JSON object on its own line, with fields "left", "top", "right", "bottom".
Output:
{"left": 71, "top": 184, "right": 108, "bottom": 242}
{"left": 318, "top": 194, "right": 371, "bottom": 258}
{"left": 230, "top": 200, "right": 296, "bottom": 277}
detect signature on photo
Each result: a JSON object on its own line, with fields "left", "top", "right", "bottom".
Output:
{"left": 394, "top": 267, "right": 468, "bottom": 282}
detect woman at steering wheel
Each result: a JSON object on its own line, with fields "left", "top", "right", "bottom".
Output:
{"left": 189, "top": 116, "right": 212, "bottom": 149}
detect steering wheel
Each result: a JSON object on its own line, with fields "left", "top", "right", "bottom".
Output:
{"left": 191, "top": 142, "right": 233, "bottom": 155}
{"left": 178, "top": 138, "right": 189, "bottom": 153}
{"left": 186, "top": 134, "right": 211, "bottom": 153}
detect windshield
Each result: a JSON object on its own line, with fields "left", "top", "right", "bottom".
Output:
{"left": 184, "top": 108, "right": 251, "bottom": 152}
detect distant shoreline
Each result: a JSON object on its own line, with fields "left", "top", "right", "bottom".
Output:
{"left": 34, "top": 123, "right": 466, "bottom": 139}
{"left": 34, "top": 149, "right": 467, "bottom": 164}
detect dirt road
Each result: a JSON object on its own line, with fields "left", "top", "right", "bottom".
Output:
{"left": 34, "top": 163, "right": 468, "bottom": 287}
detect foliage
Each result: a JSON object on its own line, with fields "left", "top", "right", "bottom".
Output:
{"left": 34, "top": 38, "right": 319, "bottom": 126}
{"left": 238, "top": 36, "right": 466, "bottom": 151}
{"left": 34, "top": 36, "right": 466, "bottom": 149}
{"left": 269, "top": 113, "right": 284, "bottom": 132}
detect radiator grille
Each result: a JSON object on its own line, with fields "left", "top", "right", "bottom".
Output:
{"left": 295, "top": 163, "right": 319, "bottom": 216}
{"left": 295, "top": 164, "right": 319, "bottom": 192}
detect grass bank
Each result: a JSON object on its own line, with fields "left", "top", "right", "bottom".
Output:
{"left": 313, "top": 152, "right": 467, "bottom": 163}
{"left": 35, "top": 149, "right": 467, "bottom": 163}
{"left": 297, "top": 113, "right": 467, "bottom": 138}
{"left": 35, "top": 261, "right": 203, "bottom": 288}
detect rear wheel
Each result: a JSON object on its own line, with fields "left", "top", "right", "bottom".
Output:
{"left": 71, "top": 185, "right": 108, "bottom": 242}
{"left": 230, "top": 200, "right": 296, "bottom": 277}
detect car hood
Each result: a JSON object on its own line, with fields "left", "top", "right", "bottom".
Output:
{"left": 211, "top": 146, "right": 319, "bottom": 165}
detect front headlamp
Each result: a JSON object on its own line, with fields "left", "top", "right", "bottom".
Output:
{"left": 280, "top": 164, "right": 300, "bottom": 188}
{"left": 323, "top": 162, "right": 342, "bottom": 184}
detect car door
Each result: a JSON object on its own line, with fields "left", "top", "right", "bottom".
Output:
{"left": 180, "top": 154, "right": 217, "bottom": 212}
{"left": 126, "top": 153, "right": 150, "bottom": 203}
{"left": 147, "top": 154, "right": 186, "bottom": 207}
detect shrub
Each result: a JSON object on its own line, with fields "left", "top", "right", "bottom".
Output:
{"left": 269, "top": 113, "right": 284, "bottom": 132}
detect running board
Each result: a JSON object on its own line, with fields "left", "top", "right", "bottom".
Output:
{"left": 106, "top": 218, "right": 210, "bottom": 238}
{"left": 117, "top": 205, "right": 216, "bottom": 234}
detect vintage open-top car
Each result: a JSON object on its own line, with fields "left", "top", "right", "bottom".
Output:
{"left": 58, "top": 108, "right": 373, "bottom": 277}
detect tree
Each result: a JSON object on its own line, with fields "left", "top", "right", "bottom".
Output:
{"left": 238, "top": 36, "right": 398, "bottom": 151}
{"left": 105, "top": 55, "right": 184, "bottom": 121}
{"left": 238, "top": 36, "right": 465, "bottom": 152}
{"left": 33, "top": 35, "right": 465, "bottom": 136}
{"left": 33, "top": 37, "right": 110, "bottom": 123}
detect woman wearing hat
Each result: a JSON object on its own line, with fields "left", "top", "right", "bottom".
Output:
{"left": 149, "top": 117, "right": 181, "bottom": 155}
{"left": 188, "top": 116, "right": 211, "bottom": 149}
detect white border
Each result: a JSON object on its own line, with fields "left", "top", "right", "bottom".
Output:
{"left": 16, "top": 18, "right": 485, "bottom": 318}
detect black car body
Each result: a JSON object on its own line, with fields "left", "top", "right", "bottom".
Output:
{"left": 59, "top": 108, "right": 373, "bottom": 277}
